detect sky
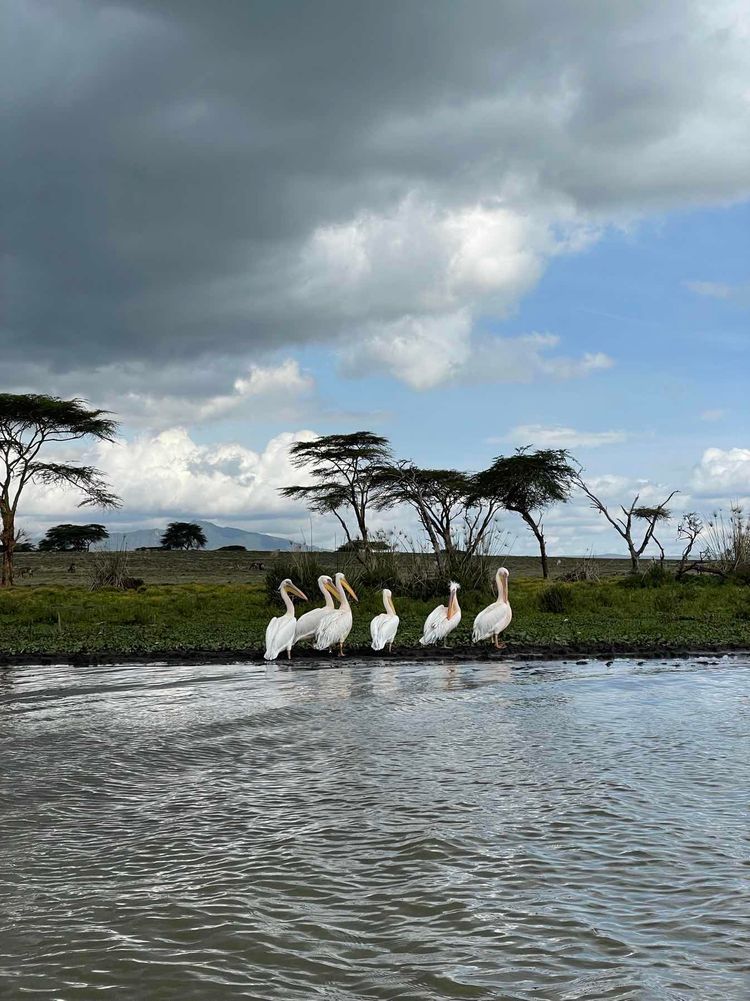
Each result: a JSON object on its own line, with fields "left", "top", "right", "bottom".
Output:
{"left": 3, "top": 0, "right": 749, "bottom": 554}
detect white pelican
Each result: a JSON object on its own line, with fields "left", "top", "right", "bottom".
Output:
{"left": 419, "top": 581, "right": 461, "bottom": 646}
{"left": 294, "top": 574, "right": 337, "bottom": 645}
{"left": 370, "top": 588, "right": 399, "bottom": 653}
{"left": 472, "top": 567, "right": 512, "bottom": 648}
{"left": 314, "top": 571, "right": 358, "bottom": 656}
{"left": 264, "top": 578, "right": 308, "bottom": 661}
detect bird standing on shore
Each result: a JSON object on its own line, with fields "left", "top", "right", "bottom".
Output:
{"left": 420, "top": 581, "right": 461, "bottom": 646}
{"left": 472, "top": 567, "right": 512, "bottom": 648}
{"left": 264, "top": 578, "right": 308, "bottom": 661}
{"left": 315, "top": 571, "right": 358, "bottom": 656}
{"left": 370, "top": 588, "right": 400, "bottom": 652}
{"left": 294, "top": 574, "right": 337, "bottom": 645}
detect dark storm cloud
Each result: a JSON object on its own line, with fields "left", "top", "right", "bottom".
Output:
{"left": 3, "top": 0, "right": 749, "bottom": 383}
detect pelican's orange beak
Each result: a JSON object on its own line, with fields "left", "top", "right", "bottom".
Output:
{"left": 287, "top": 583, "right": 308, "bottom": 601}
{"left": 342, "top": 577, "right": 358, "bottom": 602}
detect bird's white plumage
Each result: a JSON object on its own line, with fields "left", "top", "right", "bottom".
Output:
{"left": 264, "top": 578, "right": 307, "bottom": 661}
{"left": 370, "top": 613, "right": 399, "bottom": 650}
{"left": 419, "top": 582, "right": 461, "bottom": 646}
{"left": 370, "top": 588, "right": 399, "bottom": 651}
{"left": 264, "top": 614, "right": 297, "bottom": 661}
{"left": 314, "top": 572, "right": 357, "bottom": 652}
{"left": 472, "top": 568, "right": 512, "bottom": 644}
{"left": 316, "top": 606, "right": 352, "bottom": 650}
{"left": 294, "top": 575, "right": 335, "bottom": 644}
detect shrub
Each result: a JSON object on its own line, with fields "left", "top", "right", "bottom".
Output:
{"left": 620, "top": 562, "right": 673, "bottom": 589}
{"left": 729, "top": 565, "right": 750, "bottom": 586}
{"left": 558, "top": 554, "right": 601, "bottom": 583}
{"left": 89, "top": 548, "right": 132, "bottom": 590}
{"left": 538, "top": 583, "right": 574, "bottom": 614}
{"left": 265, "top": 552, "right": 329, "bottom": 602}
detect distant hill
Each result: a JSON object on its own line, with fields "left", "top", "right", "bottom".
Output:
{"left": 97, "top": 520, "right": 296, "bottom": 552}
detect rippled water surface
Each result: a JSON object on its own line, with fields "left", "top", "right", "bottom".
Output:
{"left": 1, "top": 657, "right": 748, "bottom": 1000}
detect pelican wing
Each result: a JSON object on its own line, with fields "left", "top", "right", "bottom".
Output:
{"left": 264, "top": 614, "right": 296, "bottom": 661}
{"left": 420, "top": 603, "right": 462, "bottom": 645}
{"left": 370, "top": 613, "right": 400, "bottom": 651}
{"left": 294, "top": 606, "right": 329, "bottom": 643}
{"left": 314, "top": 608, "right": 353, "bottom": 651}
{"left": 472, "top": 603, "right": 512, "bottom": 643}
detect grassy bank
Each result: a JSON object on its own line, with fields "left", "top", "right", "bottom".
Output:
{"left": 1, "top": 576, "right": 748, "bottom": 662}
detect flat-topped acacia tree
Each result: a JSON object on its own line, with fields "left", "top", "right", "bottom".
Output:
{"left": 474, "top": 447, "right": 578, "bottom": 578}
{"left": 0, "top": 394, "right": 120, "bottom": 586}
{"left": 373, "top": 463, "right": 501, "bottom": 573}
{"left": 281, "top": 431, "right": 392, "bottom": 561}
{"left": 160, "top": 521, "right": 207, "bottom": 550}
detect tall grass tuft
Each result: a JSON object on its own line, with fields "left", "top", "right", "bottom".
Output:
{"left": 265, "top": 551, "right": 330, "bottom": 602}
{"left": 88, "top": 547, "right": 132, "bottom": 590}
{"left": 701, "top": 505, "right": 750, "bottom": 579}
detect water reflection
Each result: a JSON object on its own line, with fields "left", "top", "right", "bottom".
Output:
{"left": 1, "top": 656, "right": 748, "bottom": 1000}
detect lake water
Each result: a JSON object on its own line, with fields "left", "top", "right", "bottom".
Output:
{"left": 1, "top": 657, "right": 747, "bottom": 1000}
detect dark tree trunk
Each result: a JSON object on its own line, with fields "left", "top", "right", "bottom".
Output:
{"left": 1, "top": 510, "right": 15, "bottom": 587}
{"left": 521, "top": 511, "right": 549, "bottom": 579}
{"left": 539, "top": 533, "right": 549, "bottom": 579}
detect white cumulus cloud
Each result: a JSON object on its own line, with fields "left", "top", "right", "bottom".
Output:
{"left": 342, "top": 319, "right": 613, "bottom": 391}
{"left": 19, "top": 427, "right": 320, "bottom": 522}
{"left": 691, "top": 447, "right": 750, "bottom": 498}
{"left": 499, "top": 425, "right": 628, "bottom": 449}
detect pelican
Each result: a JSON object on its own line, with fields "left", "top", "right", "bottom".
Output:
{"left": 472, "top": 567, "right": 512, "bottom": 648}
{"left": 264, "top": 578, "right": 308, "bottom": 661}
{"left": 294, "top": 574, "right": 337, "bottom": 645}
{"left": 370, "top": 588, "right": 400, "bottom": 653}
{"left": 420, "top": 581, "right": 461, "bottom": 646}
{"left": 314, "top": 571, "right": 358, "bottom": 656}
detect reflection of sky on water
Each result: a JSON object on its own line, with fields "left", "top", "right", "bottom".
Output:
{"left": 2, "top": 655, "right": 748, "bottom": 1000}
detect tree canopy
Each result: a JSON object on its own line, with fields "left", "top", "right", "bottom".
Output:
{"left": 38, "top": 523, "right": 109, "bottom": 552}
{"left": 281, "top": 432, "right": 392, "bottom": 558}
{"left": 160, "top": 521, "right": 207, "bottom": 550}
{"left": 0, "top": 394, "right": 120, "bottom": 585}
{"left": 374, "top": 463, "right": 499, "bottom": 568}
{"left": 474, "top": 447, "right": 577, "bottom": 577}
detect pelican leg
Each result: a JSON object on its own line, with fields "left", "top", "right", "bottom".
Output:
{"left": 338, "top": 641, "right": 345, "bottom": 657}
{"left": 388, "top": 641, "right": 393, "bottom": 653}
{"left": 287, "top": 646, "right": 292, "bottom": 659}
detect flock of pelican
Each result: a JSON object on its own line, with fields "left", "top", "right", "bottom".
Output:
{"left": 264, "top": 567, "right": 512, "bottom": 661}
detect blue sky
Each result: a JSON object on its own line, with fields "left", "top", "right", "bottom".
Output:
{"left": 5, "top": 1, "right": 749, "bottom": 553}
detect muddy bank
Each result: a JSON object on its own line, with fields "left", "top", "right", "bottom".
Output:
{"left": 1, "top": 642, "right": 746, "bottom": 669}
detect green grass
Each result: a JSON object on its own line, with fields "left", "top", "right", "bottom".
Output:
{"left": 1, "top": 576, "right": 748, "bottom": 660}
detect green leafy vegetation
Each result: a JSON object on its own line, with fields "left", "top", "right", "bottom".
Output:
{"left": 1, "top": 575, "right": 748, "bottom": 660}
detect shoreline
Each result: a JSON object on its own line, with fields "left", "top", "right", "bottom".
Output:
{"left": 1, "top": 642, "right": 747, "bottom": 669}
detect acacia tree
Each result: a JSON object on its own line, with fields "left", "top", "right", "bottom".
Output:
{"left": 675, "top": 512, "right": 704, "bottom": 578}
{"left": 574, "top": 475, "right": 677, "bottom": 572}
{"left": 0, "top": 395, "right": 120, "bottom": 587}
{"left": 474, "top": 447, "right": 577, "bottom": 578}
{"left": 160, "top": 521, "right": 207, "bottom": 550}
{"left": 374, "top": 463, "right": 500, "bottom": 572}
{"left": 281, "top": 432, "right": 392, "bottom": 561}
{"left": 38, "top": 523, "right": 109, "bottom": 552}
